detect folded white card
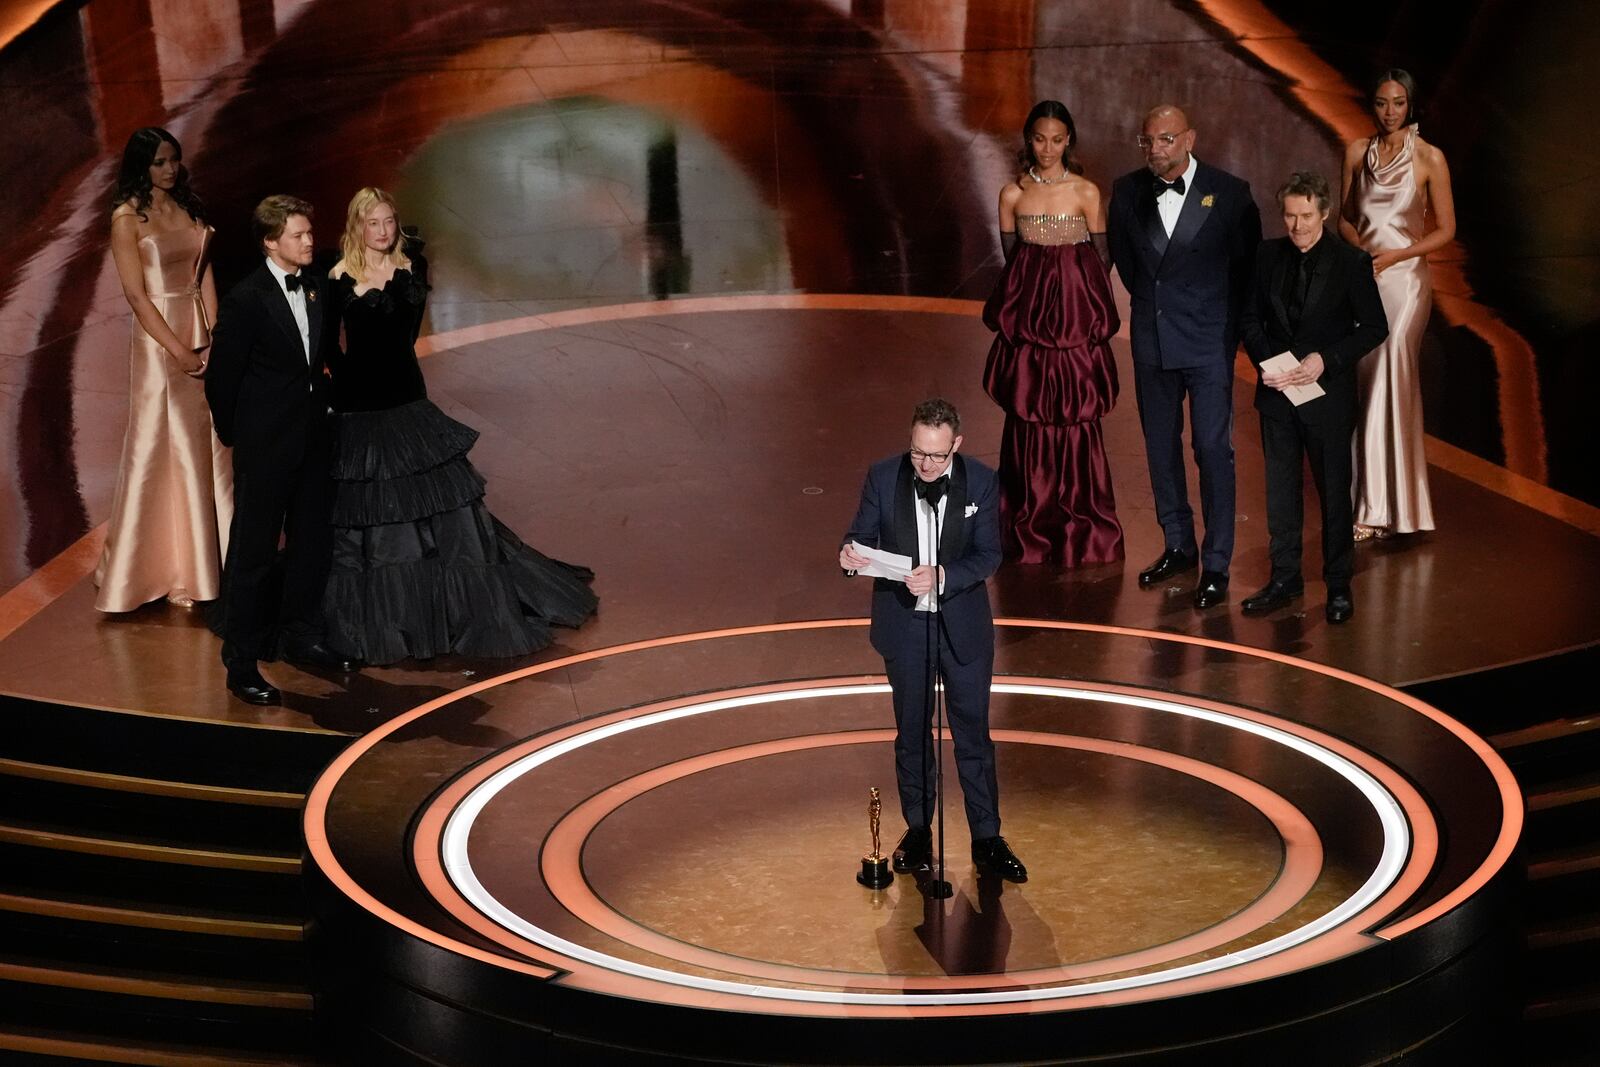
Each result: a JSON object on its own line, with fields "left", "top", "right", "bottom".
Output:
{"left": 849, "top": 541, "right": 915, "bottom": 583}
{"left": 1260, "top": 352, "right": 1326, "bottom": 406}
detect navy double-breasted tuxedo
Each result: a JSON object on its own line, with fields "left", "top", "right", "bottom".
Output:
{"left": 1107, "top": 161, "right": 1262, "bottom": 574}
{"left": 1239, "top": 234, "right": 1389, "bottom": 588}
{"left": 843, "top": 453, "right": 1003, "bottom": 838}
{"left": 204, "top": 261, "right": 339, "bottom": 669}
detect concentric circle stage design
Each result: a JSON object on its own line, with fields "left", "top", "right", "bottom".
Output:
{"left": 306, "top": 620, "right": 1522, "bottom": 1064}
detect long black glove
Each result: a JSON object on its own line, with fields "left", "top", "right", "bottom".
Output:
{"left": 1000, "top": 230, "right": 1018, "bottom": 263}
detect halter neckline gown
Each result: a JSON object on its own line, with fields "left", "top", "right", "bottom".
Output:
{"left": 982, "top": 211, "right": 1123, "bottom": 566}
{"left": 1351, "top": 125, "right": 1435, "bottom": 534}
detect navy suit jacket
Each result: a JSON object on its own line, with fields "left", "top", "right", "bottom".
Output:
{"left": 1107, "top": 161, "right": 1262, "bottom": 369}
{"left": 1239, "top": 235, "right": 1389, "bottom": 424}
{"left": 843, "top": 453, "right": 1001, "bottom": 666}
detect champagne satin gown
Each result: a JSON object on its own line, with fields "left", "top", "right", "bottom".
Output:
{"left": 1351, "top": 126, "right": 1435, "bottom": 533}
{"left": 93, "top": 221, "right": 233, "bottom": 611}
{"left": 982, "top": 211, "right": 1123, "bottom": 565}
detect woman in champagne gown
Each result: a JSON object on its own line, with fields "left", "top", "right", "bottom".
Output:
{"left": 95, "top": 127, "right": 231, "bottom": 612}
{"left": 322, "top": 188, "right": 597, "bottom": 665}
{"left": 983, "top": 100, "right": 1122, "bottom": 566}
{"left": 1339, "top": 69, "right": 1455, "bottom": 539}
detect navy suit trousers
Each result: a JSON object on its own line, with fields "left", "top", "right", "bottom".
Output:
{"left": 1132, "top": 359, "right": 1237, "bottom": 573}
{"left": 882, "top": 614, "right": 1000, "bottom": 840}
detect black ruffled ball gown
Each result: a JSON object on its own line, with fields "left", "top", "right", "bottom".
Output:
{"left": 323, "top": 247, "right": 596, "bottom": 665}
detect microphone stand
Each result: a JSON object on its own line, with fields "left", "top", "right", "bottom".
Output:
{"left": 920, "top": 479, "right": 952, "bottom": 900}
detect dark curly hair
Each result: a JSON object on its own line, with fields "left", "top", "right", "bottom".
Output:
{"left": 912, "top": 397, "right": 961, "bottom": 435}
{"left": 111, "top": 127, "right": 205, "bottom": 222}
{"left": 1018, "top": 100, "right": 1084, "bottom": 176}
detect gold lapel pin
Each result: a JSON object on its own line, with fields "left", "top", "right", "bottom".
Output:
{"left": 1201, "top": 194, "right": 1215, "bottom": 207}
{"left": 307, "top": 290, "right": 317, "bottom": 302}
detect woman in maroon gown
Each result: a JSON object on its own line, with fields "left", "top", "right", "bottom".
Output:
{"left": 983, "top": 100, "right": 1123, "bottom": 565}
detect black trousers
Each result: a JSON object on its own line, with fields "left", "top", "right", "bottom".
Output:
{"left": 883, "top": 615, "right": 1000, "bottom": 840}
{"left": 1258, "top": 409, "right": 1356, "bottom": 588}
{"left": 220, "top": 431, "right": 335, "bottom": 669}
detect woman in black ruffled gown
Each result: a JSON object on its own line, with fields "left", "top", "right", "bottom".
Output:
{"left": 323, "top": 187, "right": 596, "bottom": 665}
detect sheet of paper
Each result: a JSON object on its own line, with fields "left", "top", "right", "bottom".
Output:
{"left": 1260, "top": 352, "right": 1327, "bottom": 406}
{"left": 849, "top": 541, "right": 914, "bottom": 583}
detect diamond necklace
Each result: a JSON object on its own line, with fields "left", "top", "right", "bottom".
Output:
{"left": 1028, "top": 167, "right": 1071, "bottom": 185}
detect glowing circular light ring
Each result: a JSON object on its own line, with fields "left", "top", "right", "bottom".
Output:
{"left": 441, "top": 680, "right": 1410, "bottom": 1006}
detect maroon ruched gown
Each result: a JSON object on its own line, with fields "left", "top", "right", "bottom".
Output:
{"left": 982, "top": 212, "right": 1123, "bottom": 565}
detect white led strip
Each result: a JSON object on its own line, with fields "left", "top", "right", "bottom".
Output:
{"left": 440, "top": 682, "right": 1411, "bottom": 1006}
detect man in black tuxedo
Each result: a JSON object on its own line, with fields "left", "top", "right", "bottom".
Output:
{"left": 1108, "top": 104, "right": 1262, "bottom": 609}
{"left": 205, "top": 195, "right": 354, "bottom": 704}
{"left": 839, "top": 399, "right": 1025, "bottom": 883}
{"left": 1239, "top": 172, "right": 1389, "bottom": 623}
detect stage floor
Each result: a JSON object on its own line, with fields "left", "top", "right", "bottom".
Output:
{"left": 2, "top": 300, "right": 1598, "bottom": 731}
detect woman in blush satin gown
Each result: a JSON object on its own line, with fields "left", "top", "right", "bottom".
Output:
{"left": 321, "top": 188, "right": 597, "bottom": 665}
{"left": 1339, "top": 69, "right": 1455, "bottom": 540}
{"left": 983, "top": 100, "right": 1123, "bottom": 566}
{"left": 95, "top": 127, "right": 231, "bottom": 612}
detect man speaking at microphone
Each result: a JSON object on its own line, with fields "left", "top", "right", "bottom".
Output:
{"left": 839, "top": 398, "right": 1026, "bottom": 882}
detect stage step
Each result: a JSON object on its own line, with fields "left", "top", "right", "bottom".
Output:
{"left": 1522, "top": 767, "right": 1600, "bottom": 852}
{"left": 0, "top": 952, "right": 315, "bottom": 1051}
{"left": 1488, "top": 714, "right": 1600, "bottom": 782}
{"left": 0, "top": 892, "right": 306, "bottom": 984}
{"left": 1527, "top": 911, "right": 1600, "bottom": 993}
{"left": 0, "top": 1019, "right": 328, "bottom": 1065}
{"left": 1521, "top": 981, "right": 1600, "bottom": 1065}
{"left": 0, "top": 760, "right": 304, "bottom": 853}
{"left": 0, "top": 691, "right": 345, "bottom": 1061}
{"left": 0, "top": 693, "right": 349, "bottom": 793}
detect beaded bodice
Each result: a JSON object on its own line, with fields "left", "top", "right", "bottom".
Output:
{"left": 1015, "top": 212, "right": 1090, "bottom": 246}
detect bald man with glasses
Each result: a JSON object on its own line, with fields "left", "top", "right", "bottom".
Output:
{"left": 1108, "top": 104, "right": 1262, "bottom": 610}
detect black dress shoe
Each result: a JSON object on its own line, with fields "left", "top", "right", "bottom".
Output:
{"left": 226, "top": 668, "right": 281, "bottom": 706}
{"left": 1192, "top": 571, "right": 1229, "bottom": 609}
{"left": 972, "top": 836, "right": 1028, "bottom": 883}
{"left": 1326, "top": 589, "right": 1355, "bottom": 624}
{"left": 1138, "top": 548, "right": 1198, "bottom": 587}
{"left": 1241, "top": 579, "right": 1304, "bottom": 615}
{"left": 892, "top": 827, "right": 932, "bottom": 873}
{"left": 283, "top": 641, "right": 359, "bottom": 673}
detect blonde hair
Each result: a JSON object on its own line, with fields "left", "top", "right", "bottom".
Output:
{"left": 335, "top": 186, "right": 410, "bottom": 283}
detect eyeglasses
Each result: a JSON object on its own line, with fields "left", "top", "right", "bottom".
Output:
{"left": 1135, "top": 131, "right": 1188, "bottom": 150}
{"left": 909, "top": 448, "right": 952, "bottom": 464}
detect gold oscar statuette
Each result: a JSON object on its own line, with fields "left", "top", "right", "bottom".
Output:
{"left": 856, "top": 786, "right": 893, "bottom": 889}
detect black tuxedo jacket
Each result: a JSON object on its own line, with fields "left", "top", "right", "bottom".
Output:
{"left": 1239, "top": 234, "right": 1389, "bottom": 423}
{"left": 1107, "top": 161, "right": 1262, "bottom": 370}
{"left": 843, "top": 454, "right": 1001, "bottom": 666}
{"left": 205, "top": 260, "right": 336, "bottom": 466}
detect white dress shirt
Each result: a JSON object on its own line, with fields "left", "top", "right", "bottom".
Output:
{"left": 265, "top": 257, "right": 311, "bottom": 361}
{"left": 1156, "top": 154, "right": 1200, "bottom": 238}
{"left": 913, "top": 460, "right": 953, "bottom": 613}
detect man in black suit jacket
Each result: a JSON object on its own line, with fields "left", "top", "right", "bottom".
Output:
{"left": 1108, "top": 104, "right": 1262, "bottom": 609}
{"left": 839, "top": 399, "right": 1025, "bottom": 883}
{"left": 1239, "top": 172, "right": 1389, "bottom": 623}
{"left": 205, "top": 195, "right": 354, "bottom": 704}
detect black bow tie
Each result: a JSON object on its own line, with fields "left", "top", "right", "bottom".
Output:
{"left": 915, "top": 477, "right": 948, "bottom": 505}
{"left": 1156, "top": 175, "right": 1186, "bottom": 196}
{"left": 283, "top": 272, "right": 303, "bottom": 292}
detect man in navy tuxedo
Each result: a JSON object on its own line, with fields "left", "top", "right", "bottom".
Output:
{"left": 1108, "top": 105, "right": 1262, "bottom": 608}
{"left": 839, "top": 399, "right": 1026, "bottom": 883}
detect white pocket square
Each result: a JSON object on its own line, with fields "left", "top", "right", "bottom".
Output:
{"left": 965, "top": 503, "right": 979, "bottom": 517}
